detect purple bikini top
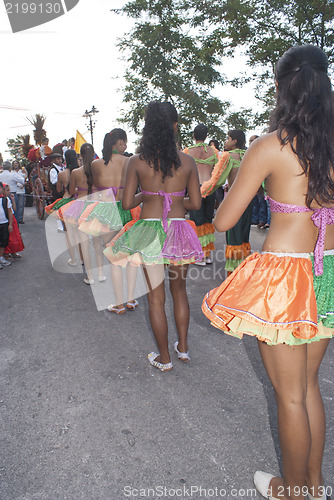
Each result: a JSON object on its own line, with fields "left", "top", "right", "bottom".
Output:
{"left": 141, "top": 189, "right": 186, "bottom": 232}
{"left": 98, "top": 185, "right": 124, "bottom": 203}
{"left": 267, "top": 195, "right": 334, "bottom": 275}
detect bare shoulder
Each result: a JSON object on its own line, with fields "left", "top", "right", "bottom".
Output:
{"left": 207, "top": 145, "right": 216, "bottom": 156}
{"left": 127, "top": 154, "right": 142, "bottom": 169}
{"left": 70, "top": 167, "right": 80, "bottom": 178}
{"left": 179, "top": 151, "right": 196, "bottom": 168}
{"left": 247, "top": 131, "right": 278, "bottom": 153}
{"left": 91, "top": 158, "right": 104, "bottom": 171}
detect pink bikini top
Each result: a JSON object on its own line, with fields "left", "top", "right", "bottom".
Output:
{"left": 98, "top": 185, "right": 124, "bottom": 203}
{"left": 75, "top": 185, "right": 98, "bottom": 198}
{"left": 267, "top": 195, "right": 334, "bottom": 275}
{"left": 141, "top": 189, "right": 186, "bottom": 232}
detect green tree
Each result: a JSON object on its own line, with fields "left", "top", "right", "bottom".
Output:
{"left": 6, "top": 135, "right": 32, "bottom": 167}
{"left": 114, "top": 0, "right": 334, "bottom": 132}
{"left": 188, "top": 0, "right": 334, "bottom": 122}
{"left": 113, "top": 0, "right": 254, "bottom": 143}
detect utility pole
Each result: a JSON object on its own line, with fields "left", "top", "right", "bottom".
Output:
{"left": 83, "top": 106, "right": 99, "bottom": 146}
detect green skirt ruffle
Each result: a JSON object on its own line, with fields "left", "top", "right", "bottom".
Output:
{"left": 312, "top": 252, "right": 334, "bottom": 328}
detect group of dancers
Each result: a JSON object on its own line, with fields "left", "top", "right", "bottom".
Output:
{"left": 46, "top": 45, "right": 333, "bottom": 500}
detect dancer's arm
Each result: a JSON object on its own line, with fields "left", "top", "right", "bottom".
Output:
{"left": 69, "top": 169, "right": 78, "bottom": 197}
{"left": 183, "top": 156, "right": 202, "bottom": 211}
{"left": 214, "top": 135, "right": 272, "bottom": 232}
{"left": 122, "top": 156, "right": 143, "bottom": 210}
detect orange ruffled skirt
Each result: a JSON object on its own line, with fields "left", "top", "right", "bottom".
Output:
{"left": 202, "top": 252, "right": 331, "bottom": 345}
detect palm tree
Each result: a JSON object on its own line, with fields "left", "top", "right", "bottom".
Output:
{"left": 27, "top": 114, "right": 46, "bottom": 145}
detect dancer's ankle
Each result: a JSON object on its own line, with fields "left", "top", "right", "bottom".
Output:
{"left": 306, "top": 473, "right": 325, "bottom": 499}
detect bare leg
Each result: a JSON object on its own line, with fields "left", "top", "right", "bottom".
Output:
{"left": 169, "top": 264, "right": 189, "bottom": 353}
{"left": 110, "top": 263, "right": 124, "bottom": 308}
{"left": 126, "top": 264, "right": 138, "bottom": 303}
{"left": 305, "top": 339, "right": 330, "bottom": 496}
{"left": 92, "top": 236, "right": 105, "bottom": 279}
{"left": 63, "top": 222, "right": 77, "bottom": 263}
{"left": 77, "top": 230, "right": 94, "bottom": 282}
{"left": 258, "top": 341, "right": 309, "bottom": 500}
{"left": 143, "top": 264, "right": 170, "bottom": 363}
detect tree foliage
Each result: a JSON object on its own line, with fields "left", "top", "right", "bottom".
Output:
{"left": 6, "top": 134, "right": 33, "bottom": 167}
{"left": 113, "top": 0, "right": 254, "bottom": 143}
{"left": 114, "top": 0, "right": 334, "bottom": 137}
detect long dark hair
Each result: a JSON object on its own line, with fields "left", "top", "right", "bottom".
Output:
{"left": 139, "top": 101, "right": 181, "bottom": 180}
{"left": 65, "top": 149, "right": 78, "bottom": 172}
{"left": 80, "top": 143, "right": 95, "bottom": 195}
{"left": 102, "top": 128, "right": 127, "bottom": 165}
{"left": 270, "top": 45, "right": 334, "bottom": 207}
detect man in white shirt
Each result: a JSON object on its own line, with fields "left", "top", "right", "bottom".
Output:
{"left": 48, "top": 153, "right": 64, "bottom": 201}
{"left": 0, "top": 161, "right": 26, "bottom": 222}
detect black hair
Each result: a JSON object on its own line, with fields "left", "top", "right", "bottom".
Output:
{"left": 102, "top": 128, "right": 127, "bottom": 165}
{"left": 209, "top": 139, "right": 220, "bottom": 150}
{"left": 0, "top": 182, "right": 3, "bottom": 188}
{"left": 270, "top": 45, "right": 334, "bottom": 207}
{"left": 138, "top": 101, "right": 181, "bottom": 180}
{"left": 80, "top": 143, "right": 95, "bottom": 195}
{"left": 65, "top": 149, "right": 79, "bottom": 172}
{"left": 228, "top": 130, "right": 246, "bottom": 149}
{"left": 12, "top": 159, "right": 21, "bottom": 168}
{"left": 194, "top": 124, "right": 208, "bottom": 141}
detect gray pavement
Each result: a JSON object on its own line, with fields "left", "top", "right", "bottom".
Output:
{"left": 0, "top": 208, "right": 333, "bottom": 500}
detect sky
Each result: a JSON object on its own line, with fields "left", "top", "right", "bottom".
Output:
{"left": 0, "top": 0, "right": 262, "bottom": 159}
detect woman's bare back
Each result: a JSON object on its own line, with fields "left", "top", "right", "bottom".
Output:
{"left": 216, "top": 132, "right": 334, "bottom": 253}
{"left": 92, "top": 155, "right": 128, "bottom": 202}
{"left": 123, "top": 151, "right": 201, "bottom": 219}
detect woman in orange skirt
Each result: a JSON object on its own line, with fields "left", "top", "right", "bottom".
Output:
{"left": 202, "top": 45, "right": 334, "bottom": 499}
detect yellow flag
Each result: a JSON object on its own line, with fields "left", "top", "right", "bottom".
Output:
{"left": 74, "top": 130, "right": 87, "bottom": 154}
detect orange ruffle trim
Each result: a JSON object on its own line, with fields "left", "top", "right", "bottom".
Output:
{"left": 196, "top": 222, "right": 215, "bottom": 237}
{"left": 201, "top": 152, "right": 230, "bottom": 197}
{"left": 225, "top": 242, "right": 251, "bottom": 260}
{"left": 202, "top": 252, "right": 319, "bottom": 344}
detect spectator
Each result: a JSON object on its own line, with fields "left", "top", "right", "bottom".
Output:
{"left": 2, "top": 183, "right": 24, "bottom": 259}
{"left": 0, "top": 160, "right": 26, "bottom": 222}
{"left": 12, "top": 160, "right": 27, "bottom": 224}
{"left": 0, "top": 181, "right": 13, "bottom": 268}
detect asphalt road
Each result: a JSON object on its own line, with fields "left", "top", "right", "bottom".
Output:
{"left": 0, "top": 207, "right": 333, "bottom": 500}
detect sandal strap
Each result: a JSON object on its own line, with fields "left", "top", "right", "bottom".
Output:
{"left": 174, "top": 342, "right": 190, "bottom": 360}
{"left": 107, "top": 304, "right": 126, "bottom": 314}
{"left": 148, "top": 352, "right": 173, "bottom": 371}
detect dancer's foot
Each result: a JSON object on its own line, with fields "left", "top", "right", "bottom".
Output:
{"left": 126, "top": 300, "right": 138, "bottom": 311}
{"left": 148, "top": 352, "right": 173, "bottom": 372}
{"left": 83, "top": 277, "right": 95, "bottom": 285}
{"left": 107, "top": 304, "right": 126, "bottom": 314}
{"left": 254, "top": 472, "right": 288, "bottom": 500}
{"left": 174, "top": 341, "right": 190, "bottom": 362}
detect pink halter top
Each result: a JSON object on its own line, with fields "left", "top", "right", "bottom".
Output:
{"left": 98, "top": 185, "right": 124, "bottom": 203}
{"left": 141, "top": 189, "right": 186, "bottom": 232}
{"left": 267, "top": 195, "right": 334, "bottom": 275}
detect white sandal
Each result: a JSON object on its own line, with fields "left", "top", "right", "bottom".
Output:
{"left": 148, "top": 352, "right": 173, "bottom": 372}
{"left": 83, "top": 277, "right": 95, "bottom": 285}
{"left": 253, "top": 471, "right": 277, "bottom": 499}
{"left": 107, "top": 304, "right": 126, "bottom": 315}
{"left": 174, "top": 342, "right": 190, "bottom": 362}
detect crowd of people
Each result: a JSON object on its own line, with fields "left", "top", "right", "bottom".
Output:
{"left": 1, "top": 44, "right": 333, "bottom": 499}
